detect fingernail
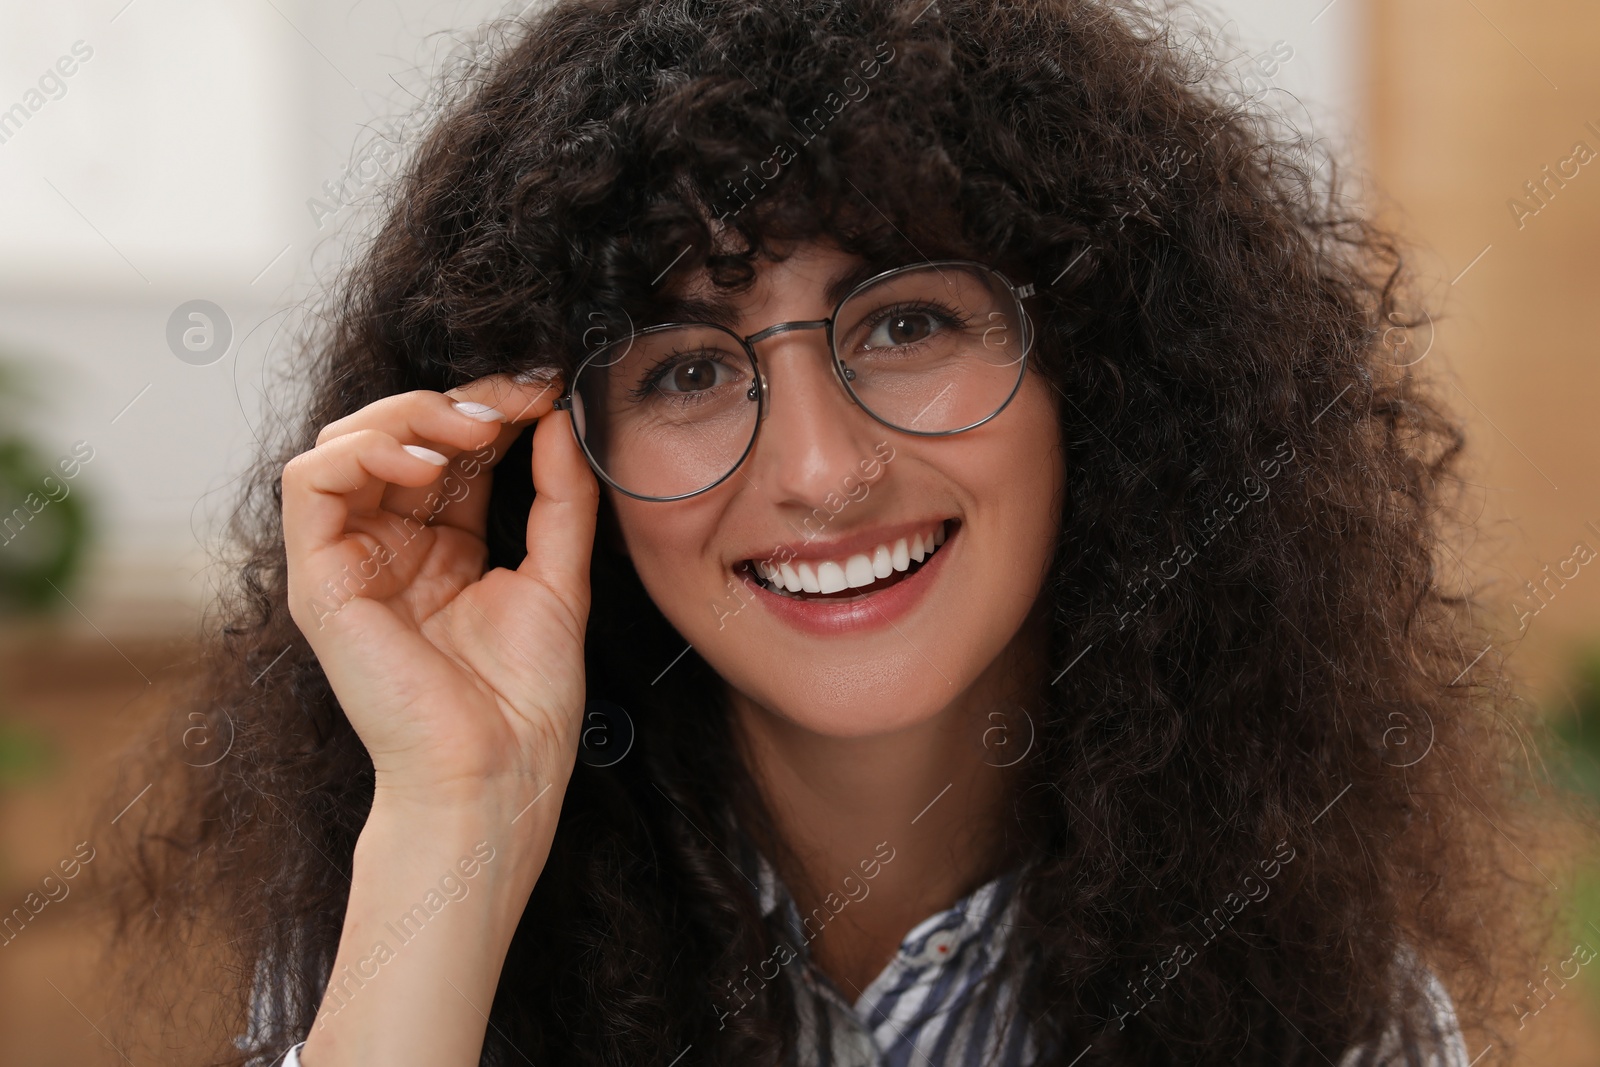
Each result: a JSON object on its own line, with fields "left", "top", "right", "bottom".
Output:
{"left": 513, "top": 367, "right": 561, "bottom": 385}
{"left": 452, "top": 400, "right": 506, "bottom": 422}
{"left": 403, "top": 444, "right": 450, "bottom": 465}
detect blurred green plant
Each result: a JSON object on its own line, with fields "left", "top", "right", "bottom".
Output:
{"left": 0, "top": 716, "right": 61, "bottom": 883}
{"left": 1545, "top": 645, "right": 1600, "bottom": 1008}
{"left": 0, "top": 352, "right": 86, "bottom": 878}
{"left": 0, "top": 354, "right": 94, "bottom": 613}
{"left": 0, "top": 719, "right": 57, "bottom": 789}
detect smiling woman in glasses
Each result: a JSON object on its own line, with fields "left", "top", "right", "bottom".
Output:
{"left": 100, "top": 1, "right": 1554, "bottom": 1065}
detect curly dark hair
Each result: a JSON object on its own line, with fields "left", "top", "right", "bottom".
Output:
{"left": 90, "top": 0, "right": 1564, "bottom": 1064}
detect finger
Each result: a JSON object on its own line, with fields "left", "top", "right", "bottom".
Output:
{"left": 517, "top": 407, "right": 599, "bottom": 605}
{"left": 406, "top": 428, "right": 517, "bottom": 538}
{"left": 282, "top": 428, "right": 455, "bottom": 562}
{"left": 412, "top": 372, "right": 568, "bottom": 534}
{"left": 312, "top": 378, "right": 562, "bottom": 532}
{"left": 315, "top": 389, "right": 511, "bottom": 450}
{"left": 442, "top": 371, "right": 566, "bottom": 428}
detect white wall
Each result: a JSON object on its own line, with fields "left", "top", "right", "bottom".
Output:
{"left": 0, "top": 0, "right": 1364, "bottom": 637}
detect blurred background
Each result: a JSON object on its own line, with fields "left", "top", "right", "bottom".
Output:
{"left": 0, "top": 0, "right": 1596, "bottom": 1062}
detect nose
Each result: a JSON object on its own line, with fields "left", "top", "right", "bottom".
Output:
{"left": 744, "top": 326, "right": 889, "bottom": 507}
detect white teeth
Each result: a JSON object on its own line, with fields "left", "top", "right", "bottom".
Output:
{"left": 817, "top": 561, "right": 849, "bottom": 594}
{"left": 797, "top": 561, "right": 822, "bottom": 593}
{"left": 845, "top": 554, "right": 877, "bottom": 588}
{"left": 746, "top": 521, "right": 951, "bottom": 597}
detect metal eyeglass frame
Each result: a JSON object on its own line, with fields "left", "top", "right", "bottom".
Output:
{"left": 552, "top": 258, "right": 1038, "bottom": 502}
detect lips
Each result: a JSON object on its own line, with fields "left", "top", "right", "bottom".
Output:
{"left": 734, "top": 517, "right": 960, "bottom": 637}
{"left": 740, "top": 519, "right": 954, "bottom": 600}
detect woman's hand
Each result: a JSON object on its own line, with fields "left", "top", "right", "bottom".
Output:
{"left": 283, "top": 372, "right": 596, "bottom": 1064}
{"left": 282, "top": 371, "right": 597, "bottom": 813}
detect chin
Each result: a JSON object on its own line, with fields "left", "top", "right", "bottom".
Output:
{"left": 721, "top": 646, "right": 967, "bottom": 739}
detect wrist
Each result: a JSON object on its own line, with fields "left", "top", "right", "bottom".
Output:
{"left": 360, "top": 783, "right": 561, "bottom": 893}
{"left": 306, "top": 796, "right": 550, "bottom": 1063}
{"left": 370, "top": 766, "right": 568, "bottom": 829}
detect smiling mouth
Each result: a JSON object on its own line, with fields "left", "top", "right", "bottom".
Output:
{"left": 738, "top": 519, "right": 958, "bottom": 601}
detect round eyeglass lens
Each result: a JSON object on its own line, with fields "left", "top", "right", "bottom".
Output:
{"left": 570, "top": 324, "right": 760, "bottom": 500}
{"left": 833, "top": 263, "right": 1029, "bottom": 434}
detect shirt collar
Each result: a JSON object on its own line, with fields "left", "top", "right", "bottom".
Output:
{"left": 729, "top": 820, "right": 1028, "bottom": 971}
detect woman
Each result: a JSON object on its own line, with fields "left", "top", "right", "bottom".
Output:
{"left": 98, "top": 0, "right": 1550, "bottom": 1064}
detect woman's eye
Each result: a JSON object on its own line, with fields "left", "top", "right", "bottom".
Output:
{"left": 866, "top": 310, "right": 941, "bottom": 348}
{"left": 658, "top": 357, "right": 728, "bottom": 394}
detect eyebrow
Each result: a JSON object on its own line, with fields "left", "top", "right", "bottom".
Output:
{"left": 653, "top": 258, "right": 889, "bottom": 333}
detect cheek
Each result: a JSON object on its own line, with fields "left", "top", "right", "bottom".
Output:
{"left": 984, "top": 372, "right": 1065, "bottom": 533}
{"left": 985, "top": 373, "right": 1066, "bottom": 593}
{"left": 1029, "top": 373, "right": 1066, "bottom": 493}
{"left": 609, "top": 496, "right": 723, "bottom": 614}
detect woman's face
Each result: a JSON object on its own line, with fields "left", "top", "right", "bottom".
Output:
{"left": 606, "top": 238, "right": 1066, "bottom": 737}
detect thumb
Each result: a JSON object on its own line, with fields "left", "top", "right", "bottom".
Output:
{"left": 517, "top": 407, "right": 600, "bottom": 605}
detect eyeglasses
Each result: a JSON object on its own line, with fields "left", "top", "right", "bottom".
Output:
{"left": 552, "top": 259, "right": 1037, "bottom": 502}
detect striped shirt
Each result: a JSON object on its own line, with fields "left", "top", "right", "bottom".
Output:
{"left": 727, "top": 826, "right": 1040, "bottom": 1067}
{"left": 248, "top": 832, "right": 1470, "bottom": 1067}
